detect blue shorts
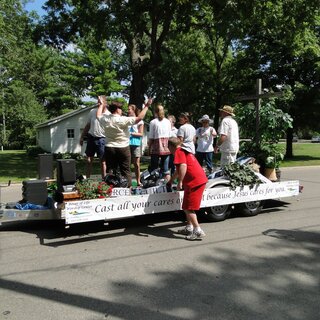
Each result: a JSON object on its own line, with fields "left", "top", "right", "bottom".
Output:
{"left": 150, "top": 154, "right": 170, "bottom": 176}
{"left": 85, "top": 135, "right": 105, "bottom": 159}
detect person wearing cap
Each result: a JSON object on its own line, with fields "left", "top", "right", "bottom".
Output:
{"left": 177, "top": 112, "right": 196, "bottom": 154}
{"left": 195, "top": 114, "right": 217, "bottom": 174}
{"left": 80, "top": 95, "right": 110, "bottom": 179}
{"left": 97, "top": 97, "right": 151, "bottom": 187}
{"left": 215, "top": 105, "right": 239, "bottom": 167}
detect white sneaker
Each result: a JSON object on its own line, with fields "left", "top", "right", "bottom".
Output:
{"left": 186, "top": 229, "right": 206, "bottom": 240}
{"left": 177, "top": 226, "right": 193, "bottom": 236}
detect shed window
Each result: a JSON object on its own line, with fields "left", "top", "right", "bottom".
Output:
{"left": 67, "top": 129, "right": 75, "bottom": 139}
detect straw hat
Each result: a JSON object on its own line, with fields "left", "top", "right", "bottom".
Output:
{"left": 219, "top": 105, "right": 235, "bottom": 116}
{"left": 198, "top": 114, "right": 213, "bottom": 124}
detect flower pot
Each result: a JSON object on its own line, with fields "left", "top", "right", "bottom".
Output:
{"left": 264, "top": 168, "right": 277, "bottom": 181}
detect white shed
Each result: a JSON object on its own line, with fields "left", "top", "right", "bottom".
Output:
{"left": 36, "top": 107, "right": 149, "bottom": 154}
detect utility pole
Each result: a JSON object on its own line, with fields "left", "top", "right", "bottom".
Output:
{"left": 2, "top": 88, "right": 5, "bottom": 151}
{"left": 0, "top": 67, "right": 7, "bottom": 151}
{"left": 255, "top": 79, "right": 262, "bottom": 145}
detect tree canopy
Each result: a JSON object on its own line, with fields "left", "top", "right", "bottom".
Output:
{"left": 0, "top": 0, "right": 319, "bottom": 150}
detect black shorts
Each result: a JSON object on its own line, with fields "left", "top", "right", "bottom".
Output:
{"left": 85, "top": 135, "right": 106, "bottom": 159}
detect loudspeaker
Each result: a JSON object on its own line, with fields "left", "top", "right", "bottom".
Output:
{"left": 56, "top": 159, "right": 77, "bottom": 191}
{"left": 22, "top": 180, "right": 48, "bottom": 205}
{"left": 38, "top": 154, "right": 54, "bottom": 180}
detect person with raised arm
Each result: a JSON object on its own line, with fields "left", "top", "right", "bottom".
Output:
{"left": 79, "top": 95, "right": 109, "bottom": 179}
{"left": 97, "top": 96, "right": 151, "bottom": 187}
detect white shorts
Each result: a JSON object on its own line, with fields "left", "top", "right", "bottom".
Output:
{"left": 220, "top": 152, "right": 237, "bottom": 168}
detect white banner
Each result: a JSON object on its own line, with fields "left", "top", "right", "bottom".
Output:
{"left": 65, "top": 180, "right": 299, "bottom": 224}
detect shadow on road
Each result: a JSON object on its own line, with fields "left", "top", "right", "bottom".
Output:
{"left": 0, "top": 200, "right": 291, "bottom": 247}
{"left": 1, "top": 226, "right": 319, "bottom": 319}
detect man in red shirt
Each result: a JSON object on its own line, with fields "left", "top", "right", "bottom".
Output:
{"left": 168, "top": 137, "right": 208, "bottom": 240}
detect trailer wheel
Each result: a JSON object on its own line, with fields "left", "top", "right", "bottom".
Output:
{"left": 202, "top": 182, "right": 232, "bottom": 222}
{"left": 202, "top": 204, "right": 231, "bottom": 222}
{"left": 236, "top": 201, "right": 263, "bottom": 217}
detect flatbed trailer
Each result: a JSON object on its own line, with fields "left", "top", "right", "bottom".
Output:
{"left": 0, "top": 179, "right": 300, "bottom": 226}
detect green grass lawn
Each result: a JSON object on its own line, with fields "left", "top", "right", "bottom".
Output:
{"left": 0, "top": 143, "right": 319, "bottom": 183}
{"left": 281, "top": 143, "right": 320, "bottom": 167}
{"left": 0, "top": 151, "right": 92, "bottom": 184}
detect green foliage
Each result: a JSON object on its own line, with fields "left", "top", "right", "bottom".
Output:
{"left": 235, "top": 100, "right": 293, "bottom": 143}
{"left": 241, "top": 142, "right": 285, "bottom": 169}
{"left": 55, "top": 152, "right": 84, "bottom": 161}
{"left": 223, "top": 162, "right": 262, "bottom": 190}
{"left": 75, "top": 179, "right": 112, "bottom": 200}
{"left": 26, "top": 146, "right": 47, "bottom": 157}
{"left": 4, "top": 82, "right": 47, "bottom": 147}
{"left": 1, "top": 0, "right": 320, "bottom": 150}
{"left": 236, "top": 100, "right": 292, "bottom": 168}
{"left": 62, "top": 44, "right": 123, "bottom": 99}
{"left": 47, "top": 181, "right": 58, "bottom": 197}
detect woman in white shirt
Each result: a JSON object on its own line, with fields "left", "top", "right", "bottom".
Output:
{"left": 195, "top": 114, "right": 217, "bottom": 174}
{"left": 177, "top": 112, "right": 196, "bottom": 154}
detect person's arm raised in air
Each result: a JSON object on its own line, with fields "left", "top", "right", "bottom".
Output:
{"left": 96, "top": 95, "right": 107, "bottom": 118}
{"left": 134, "top": 98, "right": 152, "bottom": 124}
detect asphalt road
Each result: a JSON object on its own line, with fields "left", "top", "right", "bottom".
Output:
{"left": 0, "top": 167, "right": 319, "bottom": 320}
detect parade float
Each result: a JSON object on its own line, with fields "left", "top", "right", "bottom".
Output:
{"left": 0, "top": 157, "right": 300, "bottom": 226}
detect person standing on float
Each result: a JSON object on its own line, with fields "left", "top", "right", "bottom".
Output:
{"left": 215, "top": 105, "right": 239, "bottom": 168}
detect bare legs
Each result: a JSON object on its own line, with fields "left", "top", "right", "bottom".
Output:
{"left": 184, "top": 210, "right": 200, "bottom": 229}
{"left": 101, "top": 159, "right": 107, "bottom": 179}
{"left": 132, "top": 156, "right": 141, "bottom": 185}
{"left": 86, "top": 157, "right": 106, "bottom": 179}
{"left": 86, "top": 156, "right": 94, "bottom": 178}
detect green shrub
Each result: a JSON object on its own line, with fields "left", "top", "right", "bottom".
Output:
{"left": 26, "top": 145, "right": 47, "bottom": 157}
{"left": 55, "top": 152, "right": 83, "bottom": 160}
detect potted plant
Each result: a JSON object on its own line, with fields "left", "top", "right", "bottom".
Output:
{"left": 75, "top": 179, "right": 112, "bottom": 200}
{"left": 235, "top": 99, "right": 293, "bottom": 181}
{"left": 263, "top": 144, "right": 284, "bottom": 181}
{"left": 240, "top": 141, "right": 284, "bottom": 181}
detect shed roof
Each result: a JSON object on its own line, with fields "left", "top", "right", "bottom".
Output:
{"left": 36, "top": 105, "right": 95, "bottom": 129}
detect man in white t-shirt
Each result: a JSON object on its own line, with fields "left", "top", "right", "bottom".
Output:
{"left": 97, "top": 97, "right": 151, "bottom": 187}
{"left": 215, "top": 105, "right": 239, "bottom": 167}
{"left": 80, "top": 96, "right": 110, "bottom": 179}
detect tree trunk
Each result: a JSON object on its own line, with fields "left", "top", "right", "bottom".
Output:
{"left": 214, "top": 93, "right": 222, "bottom": 130}
{"left": 129, "top": 68, "right": 146, "bottom": 107}
{"left": 213, "top": 93, "right": 223, "bottom": 147}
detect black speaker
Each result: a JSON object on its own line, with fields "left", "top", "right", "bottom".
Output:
{"left": 56, "top": 159, "right": 77, "bottom": 191}
{"left": 38, "top": 154, "right": 54, "bottom": 180}
{"left": 22, "top": 180, "right": 48, "bottom": 205}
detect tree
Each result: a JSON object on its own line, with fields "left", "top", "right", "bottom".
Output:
{"left": 236, "top": 100, "right": 293, "bottom": 169}
{"left": 41, "top": 0, "right": 193, "bottom": 106}
{"left": 5, "top": 81, "right": 47, "bottom": 147}
{"left": 0, "top": 0, "right": 47, "bottom": 147}
{"left": 61, "top": 43, "right": 123, "bottom": 100}
{"left": 238, "top": 0, "right": 320, "bottom": 156}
